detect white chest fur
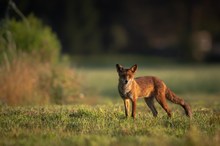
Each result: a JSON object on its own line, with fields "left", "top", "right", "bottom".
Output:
{"left": 118, "top": 81, "right": 133, "bottom": 99}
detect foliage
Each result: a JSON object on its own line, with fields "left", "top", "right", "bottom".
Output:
{"left": 0, "top": 15, "right": 81, "bottom": 105}
{"left": 0, "top": 104, "right": 219, "bottom": 146}
{"left": 0, "top": 15, "right": 61, "bottom": 63}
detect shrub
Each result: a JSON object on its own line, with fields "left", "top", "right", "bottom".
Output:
{"left": 0, "top": 15, "right": 61, "bottom": 63}
{"left": 0, "top": 15, "right": 81, "bottom": 106}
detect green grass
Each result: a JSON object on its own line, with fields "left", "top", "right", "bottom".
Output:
{"left": 0, "top": 104, "right": 220, "bottom": 146}
{"left": 1, "top": 57, "right": 220, "bottom": 146}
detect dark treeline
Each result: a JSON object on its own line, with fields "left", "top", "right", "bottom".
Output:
{"left": 1, "top": 0, "right": 220, "bottom": 61}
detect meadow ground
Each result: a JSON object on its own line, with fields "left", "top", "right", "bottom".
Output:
{"left": 0, "top": 55, "right": 220, "bottom": 146}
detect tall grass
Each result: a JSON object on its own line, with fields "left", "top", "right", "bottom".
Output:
{"left": 0, "top": 52, "right": 38, "bottom": 105}
{"left": 0, "top": 51, "right": 81, "bottom": 106}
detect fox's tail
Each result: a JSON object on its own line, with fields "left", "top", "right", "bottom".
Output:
{"left": 165, "top": 88, "right": 192, "bottom": 118}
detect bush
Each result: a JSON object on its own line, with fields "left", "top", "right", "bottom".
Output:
{"left": 0, "top": 15, "right": 61, "bottom": 63}
{"left": 0, "top": 15, "right": 82, "bottom": 106}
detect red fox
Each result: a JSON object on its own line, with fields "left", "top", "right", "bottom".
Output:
{"left": 116, "top": 64, "right": 192, "bottom": 119}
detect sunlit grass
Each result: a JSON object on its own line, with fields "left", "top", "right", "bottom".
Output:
{"left": 0, "top": 104, "right": 220, "bottom": 146}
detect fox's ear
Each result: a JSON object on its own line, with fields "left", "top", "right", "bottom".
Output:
{"left": 116, "top": 64, "right": 124, "bottom": 72}
{"left": 130, "top": 64, "right": 137, "bottom": 73}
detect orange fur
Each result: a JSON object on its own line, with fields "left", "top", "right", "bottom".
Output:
{"left": 116, "top": 64, "right": 192, "bottom": 119}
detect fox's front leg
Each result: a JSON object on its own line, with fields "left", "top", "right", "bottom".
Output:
{"left": 123, "top": 99, "right": 130, "bottom": 118}
{"left": 131, "top": 99, "right": 137, "bottom": 119}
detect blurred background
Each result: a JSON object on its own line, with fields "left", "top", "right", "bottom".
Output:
{"left": 1, "top": 0, "right": 220, "bottom": 61}
{"left": 0, "top": 0, "right": 220, "bottom": 105}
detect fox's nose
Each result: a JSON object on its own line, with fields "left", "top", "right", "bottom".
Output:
{"left": 124, "top": 80, "right": 128, "bottom": 84}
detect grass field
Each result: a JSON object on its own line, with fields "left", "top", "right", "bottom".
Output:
{"left": 1, "top": 56, "right": 220, "bottom": 146}
{"left": 0, "top": 104, "right": 220, "bottom": 146}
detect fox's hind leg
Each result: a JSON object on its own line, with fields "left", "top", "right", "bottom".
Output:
{"left": 144, "top": 97, "right": 158, "bottom": 117}
{"left": 155, "top": 95, "right": 172, "bottom": 117}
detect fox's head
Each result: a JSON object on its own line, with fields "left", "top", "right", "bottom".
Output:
{"left": 116, "top": 64, "right": 137, "bottom": 85}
